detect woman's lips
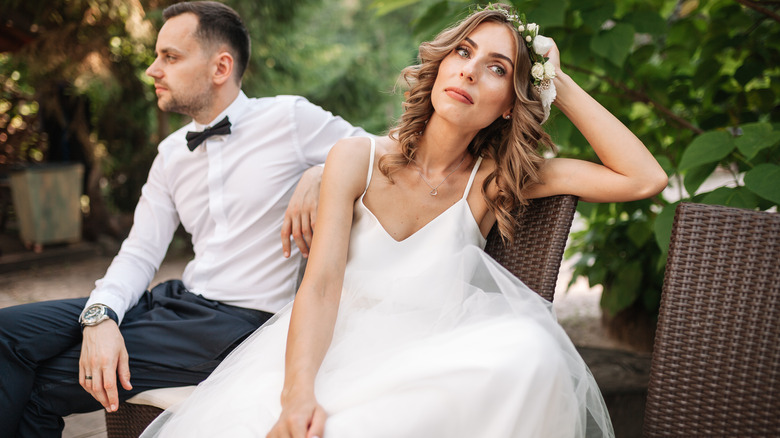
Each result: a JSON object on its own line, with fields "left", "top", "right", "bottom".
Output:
{"left": 445, "top": 87, "right": 473, "bottom": 104}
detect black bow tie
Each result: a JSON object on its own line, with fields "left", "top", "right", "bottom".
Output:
{"left": 186, "top": 116, "right": 232, "bottom": 151}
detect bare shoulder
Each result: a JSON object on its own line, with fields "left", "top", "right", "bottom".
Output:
{"left": 323, "top": 136, "right": 380, "bottom": 197}
{"left": 371, "top": 135, "right": 400, "bottom": 159}
{"left": 325, "top": 137, "right": 373, "bottom": 172}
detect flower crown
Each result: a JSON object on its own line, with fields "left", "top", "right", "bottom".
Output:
{"left": 475, "top": 3, "right": 557, "bottom": 122}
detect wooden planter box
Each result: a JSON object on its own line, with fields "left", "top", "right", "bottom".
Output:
{"left": 9, "top": 162, "right": 84, "bottom": 247}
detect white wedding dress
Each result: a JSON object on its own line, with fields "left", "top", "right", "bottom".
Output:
{"left": 142, "top": 138, "right": 614, "bottom": 437}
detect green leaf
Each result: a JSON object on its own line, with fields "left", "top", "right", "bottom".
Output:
{"left": 590, "top": 23, "right": 635, "bottom": 67}
{"left": 700, "top": 187, "right": 761, "bottom": 209}
{"left": 678, "top": 130, "right": 735, "bottom": 171}
{"left": 735, "top": 123, "right": 780, "bottom": 160}
{"left": 744, "top": 163, "right": 780, "bottom": 205}
{"left": 528, "top": 0, "right": 567, "bottom": 28}
{"left": 412, "top": 1, "right": 460, "bottom": 38}
{"left": 693, "top": 57, "right": 720, "bottom": 86}
{"left": 655, "top": 155, "right": 674, "bottom": 177}
{"left": 627, "top": 220, "right": 652, "bottom": 248}
{"left": 600, "top": 261, "right": 642, "bottom": 315}
{"left": 654, "top": 202, "right": 679, "bottom": 255}
{"left": 580, "top": 3, "right": 615, "bottom": 30}
{"left": 734, "top": 58, "right": 764, "bottom": 86}
{"left": 623, "top": 10, "right": 666, "bottom": 36}
{"left": 372, "top": 0, "right": 423, "bottom": 16}
{"left": 683, "top": 161, "right": 718, "bottom": 197}
{"left": 746, "top": 88, "right": 777, "bottom": 114}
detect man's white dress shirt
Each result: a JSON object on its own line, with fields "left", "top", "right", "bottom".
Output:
{"left": 86, "top": 92, "right": 365, "bottom": 323}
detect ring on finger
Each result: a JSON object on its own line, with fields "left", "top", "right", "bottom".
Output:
{"left": 85, "top": 375, "right": 93, "bottom": 380}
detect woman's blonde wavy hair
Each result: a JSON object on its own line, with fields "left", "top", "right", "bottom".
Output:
{"left": 383, "top": 4, "right": 556, "bottom": 242}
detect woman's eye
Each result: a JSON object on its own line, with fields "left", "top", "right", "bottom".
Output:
{"left": 490, "top": 65, "right": 506, "bottom": 76}
{"left": 456, "top": 47, "right": 469, "bottom": 58}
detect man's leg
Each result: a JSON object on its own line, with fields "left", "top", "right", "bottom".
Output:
{"left": 0, "top": 297, "right": 90, "bottom": 436}
{"left": 4, "top": 280, "right": 272, "bottom": 437}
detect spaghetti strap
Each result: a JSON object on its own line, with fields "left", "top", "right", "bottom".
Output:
{"left": 462, "top": 156, "right": 483, "bottom": 199}
{"left": 362, "top": 137, "right": 376, "bottom": 196}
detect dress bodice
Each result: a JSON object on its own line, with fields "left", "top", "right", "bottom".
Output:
{"left": 346, "top": 138, "right": 485, "bottom": 276}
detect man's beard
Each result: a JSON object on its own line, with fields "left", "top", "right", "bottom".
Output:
{"left": 160, "top": 87, "right": 213, "bottom": 120}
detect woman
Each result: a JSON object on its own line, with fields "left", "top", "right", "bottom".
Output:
{"left": 143, "top": 4, "right": 667, "bottom": 437}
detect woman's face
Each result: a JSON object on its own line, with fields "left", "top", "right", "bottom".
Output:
{"left": 431, "top": 21, "right": 516, "bottom": 131}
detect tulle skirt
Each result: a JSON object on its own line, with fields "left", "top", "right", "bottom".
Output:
{"left": 142, "top": 245, "right": 614, "bottom": 437}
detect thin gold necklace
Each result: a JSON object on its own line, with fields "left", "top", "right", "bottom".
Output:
{"left": 413, "top": 154, "right": 467, "bottom": 196}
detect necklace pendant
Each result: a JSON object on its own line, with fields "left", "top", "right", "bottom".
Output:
{"left": 429, "top": 188, "right": 438, "bottom": 196}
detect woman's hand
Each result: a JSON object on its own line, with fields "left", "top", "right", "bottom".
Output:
{"left": 542, "top": 38, "right": 562, "bottom": 77}
{"left": 525, "top": 39, "right": 668, "bottom": 203}
{"left": 267, "top": 393, "right": 327, "bottom": 438}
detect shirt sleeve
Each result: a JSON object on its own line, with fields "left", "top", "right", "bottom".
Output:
{"left": 85, "top": 152, "right": 180, "bottom": 324}
{"left": 289, "top": 97, "right": 369, "bottom": 167}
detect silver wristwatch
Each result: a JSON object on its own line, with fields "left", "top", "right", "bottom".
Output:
{"left": 79, "top": 304, "right": 114, "bottom": 327}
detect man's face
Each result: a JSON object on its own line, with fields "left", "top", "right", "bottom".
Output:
{"left": 145, "top": 13, "right": 214, "bottom": 119}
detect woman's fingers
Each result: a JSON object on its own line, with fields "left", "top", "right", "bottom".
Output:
{"left": 307, "top": 405, "right": 327, "bottom": 438}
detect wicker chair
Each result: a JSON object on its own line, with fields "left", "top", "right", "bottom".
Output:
{"left": 643, "top": 202, "right": 780, "bottom": 437}
{"left": 105, "top": 194, "right": 579, "bottom": 437}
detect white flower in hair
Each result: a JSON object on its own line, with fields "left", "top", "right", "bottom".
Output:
{"left": 544, "top": 62, "right": 556, "bottom": 79}
{"left": 532, "top": 35, "right": 554, "bottom": 56}
{"left": 531, "top": 63, "right": 545, "bottom": 81}
{"left": 527, "top": 23, "right": 538, "bottom": 33}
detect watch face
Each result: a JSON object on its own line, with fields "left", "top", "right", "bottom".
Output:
{"left": 83, "top": 305, "right": 106, "bottom": 324}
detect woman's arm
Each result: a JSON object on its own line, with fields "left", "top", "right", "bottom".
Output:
{"left": 268, "top": 138, "right": 371, "bottom": 438}
{"left": 525, "top": 45, "right": 668, "bottom": 203}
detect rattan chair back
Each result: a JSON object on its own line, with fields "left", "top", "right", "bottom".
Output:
{"left": 644, "top": 202, "right": 780, "bottom": 437}
{"left": 485, "top": 194, "right": 578, "bottom": 302}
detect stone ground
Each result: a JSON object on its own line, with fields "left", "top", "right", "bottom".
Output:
{"left": 0, "top": 234, "right": 643, "bottom": 438}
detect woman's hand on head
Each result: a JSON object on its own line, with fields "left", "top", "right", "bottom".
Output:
{"left": 267, "top": 394, "right": 327, "bottom": 438}
{"left": 542, "top": 38, "right": 562, "bottom": 78}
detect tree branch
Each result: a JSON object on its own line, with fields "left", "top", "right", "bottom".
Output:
{"left": 565, "top": 64, "right": 704, "bottom": 135}
{"left": 734, "top": 0, "right": 780, "bottom": 22}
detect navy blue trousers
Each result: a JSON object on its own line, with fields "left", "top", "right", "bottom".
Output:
{"left": 0, "top": 280, "right": 272, "bottom": 437}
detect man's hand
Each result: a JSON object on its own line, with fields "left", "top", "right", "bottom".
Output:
{"left": 79, "top": 321, "right": 132, "bottom": 412}
{"left": 281, "top": 165, "right": 324, "bottom": 258}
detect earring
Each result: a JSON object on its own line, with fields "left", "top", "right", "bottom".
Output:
{"left": 503, "top": 114, "right": 511, "bottom": 120}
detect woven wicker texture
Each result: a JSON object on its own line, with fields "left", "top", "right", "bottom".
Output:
{"left": 644, "top": 203, "right": 780, "bottom": 437}
{"left": 485, "top": 194, "right": 578, "bottom": 302}
{"left": 105, "top": 194, "right": 578, "bottom": 437}
{"left": 105, "top": 403, "right": 163, "bottom": 438}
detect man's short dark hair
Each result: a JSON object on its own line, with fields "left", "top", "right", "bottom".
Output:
{"left": 163, "top": 1, "right": 251, "bottom": 82}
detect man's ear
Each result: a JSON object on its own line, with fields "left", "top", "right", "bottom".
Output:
{"left": 212, "top": 51, "right": 234, "bottom": 86}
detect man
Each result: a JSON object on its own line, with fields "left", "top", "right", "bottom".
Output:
{"left": 0, "top": 2, "right": 365, "bottom": 435}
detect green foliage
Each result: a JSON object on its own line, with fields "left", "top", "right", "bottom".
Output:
{"left": 398, "top": 0, "right": 780, "bottom": 318}
{"left": 238, "top": 0, "right": 416, "bottom": 134}
{"left": 2, "top": 0, "right": 415, "bottom": 216}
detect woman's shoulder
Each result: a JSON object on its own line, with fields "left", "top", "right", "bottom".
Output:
{"left": 324, "top": 136, "right": 393, "bottom": 180}
{"left": 327, "top": 136, "right": 374, "bottom": 163}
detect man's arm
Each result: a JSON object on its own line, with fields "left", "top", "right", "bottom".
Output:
{"left": 86, "top": 152, "right": 180, "bottom": 322}
{"left": 80, "top": 151, "right": 180, "bottom": 412}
